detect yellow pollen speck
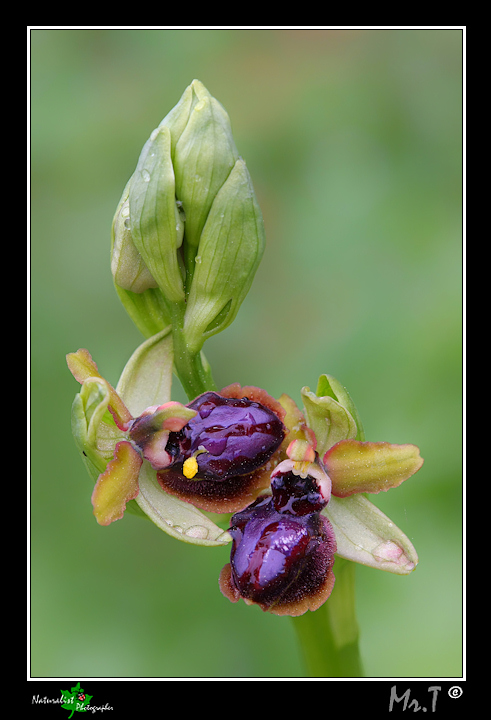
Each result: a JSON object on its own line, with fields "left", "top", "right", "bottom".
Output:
{"left": 183, "top": 456, "right": 199, "bottom": 479}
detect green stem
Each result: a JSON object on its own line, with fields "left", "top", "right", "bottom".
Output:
{"left": 168, "top": 302, "right": 217, "bottom": 400}
{"left": 292, "top": 557, "right": 364, "bottom": 677}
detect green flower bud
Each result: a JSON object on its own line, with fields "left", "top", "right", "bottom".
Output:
{"left": 111, "top": 178, "right": 158, "bottom": 294}
{"left": 168, "top": 80, "right": 240, "bottom": 254}
{"left": 111, "top": 179, "right": 172, "bottom": 339}
{"left": 129, "top": 125, "right": 186, "bottom": 304}
{"left": 183, "top": 157, "right": 265, "bottom": 352}
{"left": 112, "top": 80, "right": 265, "bottom": 357}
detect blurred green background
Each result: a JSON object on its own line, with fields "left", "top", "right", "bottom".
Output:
{"left": 30, "top": 28, "right": 462, "bottom": 678}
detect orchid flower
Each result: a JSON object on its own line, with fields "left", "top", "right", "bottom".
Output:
{"left": 219, "top": 374, "right": 423, "bottom": 616}
{"left": 67, "top": 328, "right": 286, "bottom": 540}
{"left": 68, "top": 329, "right": 422, "bottom": 616}
{"left": 67, "top": 79, "right": 426, "bottom": 674}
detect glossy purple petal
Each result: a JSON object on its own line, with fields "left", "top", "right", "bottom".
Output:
{"left": 270, "top": 458, "right": 331, "bottom": 515}
{"left": 220, "top": 496, "right": 336, "bottom": 615}
{"left": 165, "top": 391, "right": 285, "bottom": 481}
{"left": 271, "top": 470, "right": 327, "bottom": 516}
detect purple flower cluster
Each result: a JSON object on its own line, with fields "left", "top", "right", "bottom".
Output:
{"left": 149, "top": 386, "right": 336, "bottom": 615}
{"left": 146, "top": 387, "right": 336, "bottom": 615}
{"left": 68, "top": 345, "right": 424, "bottom": 615}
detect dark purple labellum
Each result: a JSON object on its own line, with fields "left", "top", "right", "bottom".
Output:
{"left": 165, "top": 391, "right": 285, "bottom": 481}
{"left": 227, "top": 496, "right": 336, "bottom": 610}
{"left": 271, "top": 469, "right": 328, "bottom": 516}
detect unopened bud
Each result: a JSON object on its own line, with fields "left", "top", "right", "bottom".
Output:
{"left": 183, "top": 157, "right": 265, "bottom": 352}
{"left": 111, "top": 80, "right": 265, "bottom": 351}
{"left": 169, "top": 80, "right": 240, "bottom": 254}
{"left": 111, "top": 178, "right": 158, "bottom": 293}
{"left": 129, "top": 125, "right": 186, "bottom": 304}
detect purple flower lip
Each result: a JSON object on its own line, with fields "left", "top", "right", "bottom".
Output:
{"left": 271, "top": 468, "right": 328, "bottom": 515}
{"left": 219, "top": 439, "right": 337, "bottom": 615}
{"left": 269, "top": 454, "right": 331, "bottom": 515}
{"left": 230, "top": 498, "right": 316, "bottom": 593}
{"left": 157, "top": 385, "right": 287, "bottom": 513}
{"left": 165, "top": 391, "right": 285, "bottom": 481}
{"left": 220, "top": 495, "right": 336, "bottom": 616}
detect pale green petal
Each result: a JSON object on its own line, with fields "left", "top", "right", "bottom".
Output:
{"left": 91, "top": 441, "right": 142, "bottom": 526}
{"left": 324, "top": 440, "right": 424, "bottom": 497}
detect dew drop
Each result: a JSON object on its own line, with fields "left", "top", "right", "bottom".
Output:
{"left": 185, "top": 525, "right": 209, "bottom": 539}
{"left": 142, "top": 169, "right": 151, "bottom": 183}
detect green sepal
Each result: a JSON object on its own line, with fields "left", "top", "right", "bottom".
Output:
{"left": 111, "top": 178, "right": 171, "bottom": 337}
{"left": 316, "top": 374, "right": 365, "bottom": 441}
{"left": 67, "top": 348, "right": 132, "bottom": 428}
{"left": 158, "top": 80, "right": 199, "bottom": 150}
{"left": 136, "top": 461, "right": 232, "bottom": 547}
{"left": 324, "top": 494, "right": 418, "bottom": 575}
{"left": 116, "top": 326, "right": 174, "bottom": 416}
{"left": 301, "top": 385, "right": 358, "bottom": 458}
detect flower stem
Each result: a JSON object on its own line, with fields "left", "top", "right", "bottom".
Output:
{"left": 292, "top": 557, "right": 364, "bottom": 677}
{"left": 168, "top": 303, "right": 217, "bottom": 400}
